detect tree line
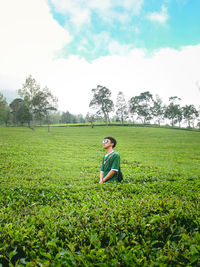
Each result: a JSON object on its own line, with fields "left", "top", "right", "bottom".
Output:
{"left": 88, "top": 85, "right": 199, "bottom": 128}
{"left": 0, "top": 76, "right": 200, "bottom": 129}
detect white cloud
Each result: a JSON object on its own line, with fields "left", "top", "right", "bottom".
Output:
{"left": 49, "top": 0, "right": 144, "bottom": 29}
{"left": 88, "top": 0, "right": 112, "bottom": 11}
{"left": 38, "top": 44, "right": 200, "bottom": 114}
{"left": 147, "top": 5, "right": 169, "bottom": 24}
{"left": 108, "top": 41, "right": 132, "bottom": 56}
{"left": 121, "top": 0, "right": 144, "bottom": 14}
{"left": 50, "top": 0, "right": 143, "bottom": 14}
{"left": 0, "top": 0, "right": 71, "bottom": 74}
{"left": 70, "top": 8, "right": 91, "bottom": 28}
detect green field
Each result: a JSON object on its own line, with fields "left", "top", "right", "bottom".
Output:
{"left": 0, "top": 126, "right": 200, "bottom": 266}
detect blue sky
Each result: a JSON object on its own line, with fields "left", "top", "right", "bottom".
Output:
{"left": 48, "top": 0, "right": 200, "bottom": 61}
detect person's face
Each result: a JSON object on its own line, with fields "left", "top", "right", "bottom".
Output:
{"left": 102, "top": 139, "right": 113, "bottom": 149}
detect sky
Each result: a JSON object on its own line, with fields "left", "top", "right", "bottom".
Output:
{"left": 0, "top": 0, "right": 200, "bottom": 115}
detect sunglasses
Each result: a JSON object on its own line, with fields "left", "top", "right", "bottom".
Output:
{"left": 102, "top": 139, "right": 109, "bottom": 144}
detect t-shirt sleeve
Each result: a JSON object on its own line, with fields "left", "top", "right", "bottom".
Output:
{"left": 111, "top": 154, "right": 120, "bottom": 172}
{"left": 100, "top": 157, "right": 104, "bottom": 172}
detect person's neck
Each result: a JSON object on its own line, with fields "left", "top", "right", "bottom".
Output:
{"left": 106, "top": 147, "right": 114, "bottom": 155}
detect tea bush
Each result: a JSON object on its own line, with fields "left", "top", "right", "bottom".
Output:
{"left": 0, "top": 126, "right": 200, "bottom": 266}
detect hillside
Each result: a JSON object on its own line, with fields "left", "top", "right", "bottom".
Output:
{"left": 0, "top": 126, "right": 200, "bottom": 266}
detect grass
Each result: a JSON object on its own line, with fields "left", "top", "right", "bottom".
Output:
{"left": 0, "top": 126, "right": 200, "bottom": 266}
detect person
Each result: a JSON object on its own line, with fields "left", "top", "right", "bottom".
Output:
{"left": 99, "top": 136, "right": 121, "bottom": 184}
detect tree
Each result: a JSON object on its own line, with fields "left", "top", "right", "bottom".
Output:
{"left": 0, "top": 93, "right": 10, "bottom": 125}
{"left": 32, "top": 87, "right": 58, "bottom": 127}
{"left": 18, "top": 75, "right": 40, "bottom": 127}
{"left": 164, "top": 103, "right": 180, "bottom": 127}
{"left": 48, "top": 111, "right": 61, "bottom": 124}
{"left": 164, "top": 97, "right": 182, "bottom": 127}
{"left": 115, "top": 91, "right": 128, "bottom": 125}
{"left": 176, "top": 107, "right": 183, "bottom": 128}
{"left": 18, "top": 76, "right": 58, "bottom": 130}
{"left": 16, "top": 102, "right": 32, "bottom": 126}
{"left": 34, "top": 87, "right": 58, "bottom": 131}
{"left": 86, "top": 112, "right": 96, "bottom": 127}
{"left": 89, "top": 85, "right": 114, "bottom": 125}
{"left": 9, "top": 98, "right": 24, "bottom": 125}
{"left": 76, "top": 114, "right": 85, "bottom": 123}
{"left": 129, "top": 91, "right": 154, "bottom": 124}
{"left": 10, "top": 98, "right": 32, "bottom": 126}
{"left": 18, "top": 75, "right": 40, "bottom": 109}
{"left": 152, "top": 95, "right": 165, "bottom": 126}
{"left": 183, "top": 105, "right": 199, "bottom": 128}
{"left": 61, "top": 111, "right": 76, "bottom": 124}
{"left": 4, "top": 105, "right": 12, "bottom": 126}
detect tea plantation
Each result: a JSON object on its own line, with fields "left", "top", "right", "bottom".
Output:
{"left": 0, "top": 126, "right": 200, "bottom": 266}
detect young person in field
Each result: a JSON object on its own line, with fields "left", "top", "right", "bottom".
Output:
{"left": 99, "top": 136, "right": 122, "bottom": 184}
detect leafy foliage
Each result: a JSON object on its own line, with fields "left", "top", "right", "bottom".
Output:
{"left": 129, "top": 91, "right": 154, "bottom": 124}
{"left": 115, "top": 91, "right": 128, "bottom": 124}
{"left": 89, "top": 85, "right": 114, "bottom": 124}
{"left": 17, "top": 75, "right": 58, "bottom": 129}
{"left": 0, "top": 126, "right": 200, "bottom": 266}
{"left": 183, "top": 105, "right": 199, "bottom": 128}
{"left": 0, "top": 93, "right": 10, "bottom": 125}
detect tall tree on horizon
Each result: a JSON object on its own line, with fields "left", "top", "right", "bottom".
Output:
{"left": 164, "top": 96, "right": 182, "bottom": 127}
{"left": 0, "top": 92, "right": 11, "bottom": 126}
{"left": 183, "top": 104, "right": 199, "bottom": 128}
{"left": 152, "top": 95, "right": 166, "bottom": 126}
{"left": 18, "top": 75, "right": 58, "bottom": 130}
{"left": 18, "top": 75, "right": 40, "bottom": 127}
{"left": 129, "top": 91, "right": 154, "bottom": 124}
{"left": 89, "top": 85, "right": 114, "bottom": 125}
{"left": 9, "top": 98, "right": 24, "bottom": 125}
{"left": 32, "top": 86, "right": 58, "bottom": 129}
{"left": 115, "top": 91, "right": 128, "bottom": 125}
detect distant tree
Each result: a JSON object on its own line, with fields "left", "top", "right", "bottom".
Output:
{"left": 183, "top": 105, "right": 199, "bottom": 128}
{"left": 115, "top": 91, "right": 128, "bottom": 125}
{"left": 164, "top": 103, "right": 180, "bottom": 127}
{"left": 32, "top": 91, "right": 46, "bottom": 125}
{"left": 152, "top": 95, "right": 165, "bottom": 126}
{"left": 18, "top": 75, "right": 40, "bottom": 109}
{"left": 164, "top": 97, "right": 182, "bottom": 127}
{"left": 176, "top": 106, "right": 183, "bottom": 128}
{"left": 169, "top": 96, "right": 181, "bottom": 103}
{"left": 9, "top": 98, "right": 24, "bottom": 125}
{"left": 18, "top": 76, "right": 57, "bottom": 130}
{"left": 48, "top": 111, "right": 61, "bottom": 124}
{"left": 0, "top": 93, "right": 10, "bottom": 125}
{"left": 76, "top": 114, "right": 85, "bottom": 123}
{"left": 86, "top": 112, "right": 96, "bottom": 127}
{"left": 129, "top": 91, "right": 154, "bottom": 124}
{"left": 10, "top": 98, "right": 32, "bottom": 126}
{"left": 16, "top": 102, "right": 32, "bottom": 126}
{"left": 61, "top": 111, "right": 76, "bottom": 123}
{"left": 89, "top": 85, "right": 114, "bottom": 125}
{"left": 32, "top": 86, "right": 58, "bottom": 129}
{"left": 4, "top": 105, "right": 12, "bottom": 126}
{"left": 36, "top": 87, "right": 58, "bottom": 131}
{"left": 18, "top": 75, "right": 40, "bottom": 127}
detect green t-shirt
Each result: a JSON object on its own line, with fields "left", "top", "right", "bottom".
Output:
{"left": 100, "top": 151, "right": 120, "bottom": 183}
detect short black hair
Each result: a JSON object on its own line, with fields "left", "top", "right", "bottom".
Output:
{"left": 104, "top": 136, "right": 117, "bottom": 148}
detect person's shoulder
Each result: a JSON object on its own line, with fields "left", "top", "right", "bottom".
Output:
{"left": 114, "top": 152, "right": 120, "bottom": 157}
